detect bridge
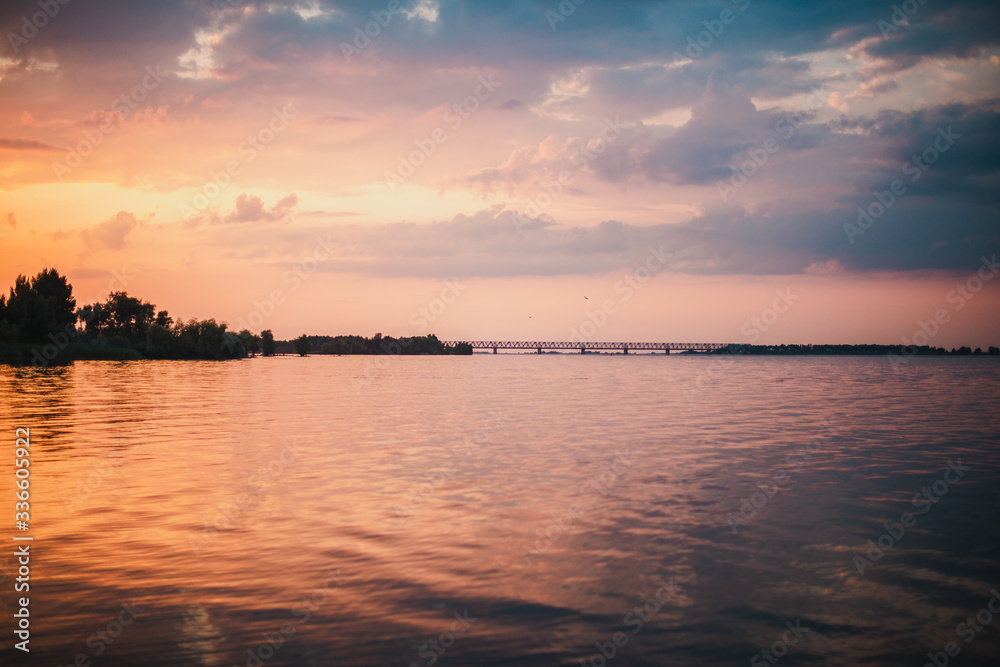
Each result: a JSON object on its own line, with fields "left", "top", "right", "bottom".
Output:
{"left": 442, "top": 341, "right": 730, "bottom": 354}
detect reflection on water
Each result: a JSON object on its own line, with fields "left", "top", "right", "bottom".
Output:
{"left": 1, "top": 356, "right": 999, "bottom": 666}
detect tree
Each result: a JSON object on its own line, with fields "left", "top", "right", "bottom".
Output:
{"left": 293, "top": 334, "right": 311, "bottom": 356}
{"left": 237, "top": 329, "right": 255, "bottom": 357}
{"left": 31, "top": 268, "right": 76, "bottom": 332}
{"left": 194, "top": 319, "right": 227, "bottom": 358}
{"left": 79, "top": 291, "right": 155, "bottom": 343}
{"left": 261, "top": 330, "right": 276, "bottom": 356}
{"left": 145, "top": 323, "right": 176, "bottom": 357}
{"left": 0, "top": 269, "right": 77, "bottom": 343}
{"left": 236, "top": 329, "right": 262, "bottom": 356}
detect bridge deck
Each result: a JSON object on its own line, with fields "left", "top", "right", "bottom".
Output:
{"left": 444, "top": 341, "right": 728, "bottom": 352}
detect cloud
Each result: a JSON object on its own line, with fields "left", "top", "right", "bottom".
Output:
{"left": 223, "top": 193, "right": 299, "bottom": 223}
{"left": 5, "top": 213, "right": 15, "bottom": 228}
{"left": 207, "top": 203, "right": 823, "bottom": 278}
{"left": 857, "top": 5, "right": 1000, "bottom": 75}
{"left": 81, "top": 211, "right": 139, "bottom": 250}
{"left": 0, "top": 137, "right": 61, "bottom": 151}
{"left": 846, "top": 76, "right": 900, "bottom": 101}
{"left": 3, "top": 0, "right": 998, "bottom": 286}
{"left": 458, "top": 71, "right": 829, "bottom": 192}
{"left": 497, "top": 99, "right": 526, "bottom": 110}
{"left": 69, "top": 268, "right": 113, "bottom": 280}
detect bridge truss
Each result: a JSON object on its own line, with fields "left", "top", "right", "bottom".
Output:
{"left": 443, "top": 341, "right": 730, "bottom": 354}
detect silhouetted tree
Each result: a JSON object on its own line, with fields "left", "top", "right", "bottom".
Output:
{"left": 261, "top": 329, "right": 276, "bottom": 356}
{"left": 79, "top": 291, "right": 155, "bottom": 343}
{"left": 0, "top": 269, "right": 76, "bottom": 343}
{"left": 31, "top": 268, "right": 77, "bottom": 331}
{"left": 237, "top": 329, "right": 260, "bottom": 356}
{"left": 145, "top": 323, "right": 176, "bottom": 357}
{"left": 293, "top": 334, "right": 311, "bottom": 356}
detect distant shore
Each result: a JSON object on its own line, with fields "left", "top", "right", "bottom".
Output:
{"left": 2, "top": 269, "right": 996, "bottom": 366}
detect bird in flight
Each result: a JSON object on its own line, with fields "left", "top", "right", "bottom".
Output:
{"left": 583, "top": 296, "right": 589, "bottom": 300}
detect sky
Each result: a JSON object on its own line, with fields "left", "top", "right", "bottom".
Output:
{"left": 1, "top": 0, "right": 999, "bottom": 347}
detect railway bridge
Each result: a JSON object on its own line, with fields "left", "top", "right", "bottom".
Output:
{"left": 442, "top": 341, "right": 730, "bottom": 354}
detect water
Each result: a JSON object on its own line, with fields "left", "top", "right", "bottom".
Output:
{"left": 1, "top": 356, "right": 999, "bottom": 666}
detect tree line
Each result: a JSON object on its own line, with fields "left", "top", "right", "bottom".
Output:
{"left": 286, "top": 333, "right": 472, "bottom": 356}
{"left": 0, "top": 268, "right": 469, "bottom": 365}
{"left": 0, "top": 268, "right": 261, "bottom": 364}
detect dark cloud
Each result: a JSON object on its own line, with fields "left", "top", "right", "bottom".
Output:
{"left": 858, "top": 3, "right": 1000, "bottom": 74}
{"left": 458, "top": 71, "right": 832, "bottom": 189}
{"left": 3, "top": 0, "right": 998, "bottom": 279}
{"left": 830, "top": 99, "right": 1000, "bottom": 197}
{"left": 197, "top": 194, "right": 995, "bottom": 279}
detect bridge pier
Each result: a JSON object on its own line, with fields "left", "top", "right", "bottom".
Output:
{"left": 580, "top": 347, "right": 585, "bottom": 354}
{"left": 493, "top": 347, "right": 497, "bottom": 354}
{"left": 623, "top": 347, "right": 628, "bottom": 355}
{"left": 537, "top": 347, "right": 542, "bottom": 354}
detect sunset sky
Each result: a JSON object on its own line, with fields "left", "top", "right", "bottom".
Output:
{"left": 1, "top": 0, "right": 998, "bottom": 346}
